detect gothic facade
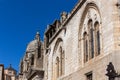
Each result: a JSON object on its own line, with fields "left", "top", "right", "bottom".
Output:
{"left": 19, "top": 0, "right": 120, "bottom": 80}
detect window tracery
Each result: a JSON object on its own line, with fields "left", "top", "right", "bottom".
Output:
{"left": 79, "top": 4, "right": 102, "bottom": 63}
{"left": 88, "top": 20, "right": 94, "bottom": 59}
{"left": 94, "top": 22, "right": 100, "bottom": 56}
{"left": 52, "top": 38, "right": 65, "bottom": 79}
{"left": 84, "top": 32, "right": 88, "bottom": 62}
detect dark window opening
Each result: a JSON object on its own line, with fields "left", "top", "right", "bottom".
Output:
{"left": 88, "top": 20, "right": 94, "bottom": 60}
{"left": 31, "top": 55, "right": 34, "bottom": 65}
{"left": 84, "top": 32, "right": 88, "bottom": 62}
{"left": 90, "top": 28, "right": 94, "bottom": 58}
{"left": 86, "top": 72, "right": 92, "bottom": 80}
{"left": 94, "top": 22, "right": 100, "bottom": 56}
{"left": 97, "top": 31, "right": 100, "bottom": 55}
{"left": 46, "top": 35, "right": 49, "bottom": 47}
{"left": 38, "top": 46, "right": 41, "bottom": 58}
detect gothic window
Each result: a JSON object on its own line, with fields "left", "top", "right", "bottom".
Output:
{"left": 38, "top": 45, "right": 41, "bottom": 58}
{"left": 79, "top": 4, "right": 102, "bottom": 64}
{"left": 60, "top": 47, "right": 65, "bottom": 76}
{"left": 53, "top": 38, "right": 63, "bottom": 80}
{"left": 94, "top": 22, "right": 100, "bottom": 56}
{"left": 84, "top": 32, "right": 88, "bottom": 62}
{"left": 31, "top": 55, "right": 34, "bottom": 65}
{"left": 46, "top": 35, "right": 49, "bottom": 47}
{"left": 88, "top": 20, "right": 94, "bottom": 59}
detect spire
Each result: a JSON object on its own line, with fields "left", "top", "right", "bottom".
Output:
{"left": 9, "top": 64, "right": 12, "bottom": 68}
{"left": 35, "top": 31, "right": 40, "bottom": 41}
{"left": 7, "top": 64, "right": 15, "bottom": 71}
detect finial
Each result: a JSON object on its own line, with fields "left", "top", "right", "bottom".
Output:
{"left": 60, "top": 11, "right": 68, "bottom": 23}
{"left": 35, "top": 31, "right": 40, "bottom": 41}
{"left": 36, "top": 31, "right": 40, "bottom": 35}
{"left": 10, "top": 64, "right": 12, "bottom": 67}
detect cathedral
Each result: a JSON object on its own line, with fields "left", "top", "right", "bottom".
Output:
{"left": 18, "top": 0, "right": 120, "bottom": 80}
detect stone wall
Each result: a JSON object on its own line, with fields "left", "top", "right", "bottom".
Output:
{"left": 44, "top": 0, "right": 120, "bottom": 80}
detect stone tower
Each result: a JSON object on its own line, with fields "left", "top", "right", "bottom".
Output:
{"left": 18, "top": 32, "right": 44, "bottom": 80}
{"left": 4, "top": 64, "right": 17, "bottom": 80}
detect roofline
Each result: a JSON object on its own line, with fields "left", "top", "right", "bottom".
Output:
{"left": 0, "top": 64, "right": 4, "bottom": 67}
{"left": 45, "top": 0, "right": 87, "bottom": 47}
{"left": 63, "top": 0, "right": 87, "bottom": 26}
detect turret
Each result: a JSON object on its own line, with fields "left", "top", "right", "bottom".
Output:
{"left": 4, "top": 64, "right": 17, "bottom": 80}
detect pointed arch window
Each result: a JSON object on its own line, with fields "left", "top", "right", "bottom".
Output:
{"left": 61, "top": 51, "right": 65, "bottom": 75}
{"left": 88, "top": 20, "right": 94, "bottom": 59}
{"left": 94, "top": 22, "right": 100, "bottom": 56}
{"left": 31, "top": 55, "right": 34, "bottom": 65}
{"left": 84, "top": 32, "right": 88, "bottom": 62}
{"left": 59, "top": 47, "right": 65, "bottom": 76}
{"left": 80, "top": 5, "right": 102, "bottom": 64}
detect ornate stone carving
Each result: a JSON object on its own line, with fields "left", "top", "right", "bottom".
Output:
{"left": 87, "top": 10, "right": 91, "bottom": 19}
{"left": 94, "top": 14, "right": 97, "bottom": 20}
{"left": 106, "top": 62, "right": 118, "bottom": 80}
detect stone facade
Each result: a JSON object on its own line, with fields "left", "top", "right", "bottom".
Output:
{"left": 43, "top": 0, "right": 120, "bottom": 80}
{"left": 19, "top": 0, "right": 120, "bottom": 80}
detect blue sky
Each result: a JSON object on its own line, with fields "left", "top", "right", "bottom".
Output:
{"left": 0, "top": 0, "right": 78, "bottom": 72}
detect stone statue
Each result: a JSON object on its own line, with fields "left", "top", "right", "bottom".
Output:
{"left": 106, "top": 62, "right": 118, "bottom": 80}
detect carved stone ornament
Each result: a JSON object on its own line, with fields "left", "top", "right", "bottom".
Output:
{"left": 94, "top": 14, "right": 97, "bottom": 20}
{"left": 87, "top": 10, "right": 91, "bottom": 19}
